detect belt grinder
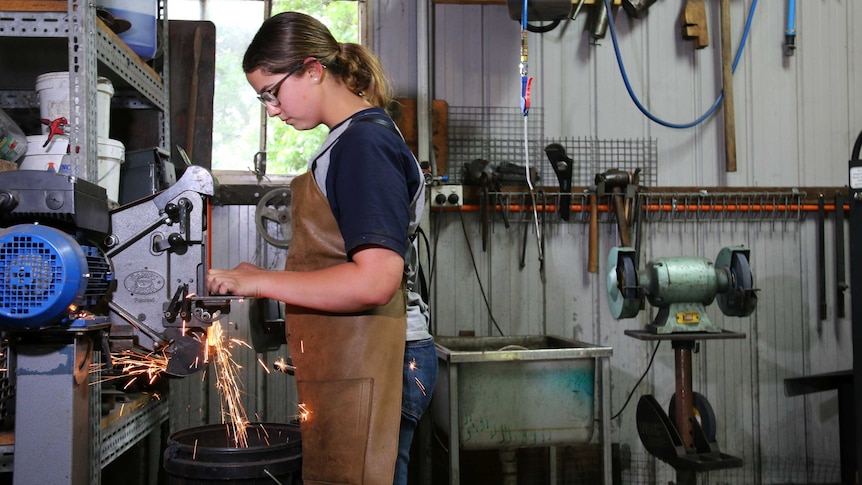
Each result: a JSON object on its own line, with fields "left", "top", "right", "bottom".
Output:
{"left": 606, "top": 246, "right": 757, "bottom": 333}
{"left": 0, "top": 166, "right": 229, "bottom": 375}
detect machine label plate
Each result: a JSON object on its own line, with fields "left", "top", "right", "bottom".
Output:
{"left": 124, "top": 270, "right": 166, "bottom": 295}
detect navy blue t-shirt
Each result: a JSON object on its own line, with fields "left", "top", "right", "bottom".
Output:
{"left": 312, "top": 108, "right": 422, "bottom": 260}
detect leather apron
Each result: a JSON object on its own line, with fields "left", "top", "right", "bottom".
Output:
{"left": 285, "top": 171, "right": 406, "bottom": 484}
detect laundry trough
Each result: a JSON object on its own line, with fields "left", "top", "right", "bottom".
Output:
{"left": 431, "top": 335, "right": 613, "bottom": 450}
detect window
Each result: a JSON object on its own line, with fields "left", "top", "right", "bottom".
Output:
{"left": 169, "top": 0, "right": 360, "bottom": 174}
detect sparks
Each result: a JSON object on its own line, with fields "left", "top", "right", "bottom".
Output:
{"left": 300, "top": 340, "right": 304, "bottom": 353}
{"left": 91, "top": 348, "right": 169, "bottom": 387}
{"left": 257, "top": 358, "right": 271, "bottom": 374}
{"left": 273, "top": 356, "right": 296, "bottom": 374}
{"left": 297, "top": 403, "right": 312, "bottom": 423}
{"left": 408, "top": 358, "right": 418, "bottom": 371}
{"left": 414, "top": 376, "right": 426, "bottom": 396}
{"left": 193, "top": 439, "right": 198, "bottom": 460}
{"left": 208, "top": 321, "right": 251, "bottom": 448}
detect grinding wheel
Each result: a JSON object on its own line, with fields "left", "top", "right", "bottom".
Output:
{"left": 607, "top": 247, "right": 641, "bottom": 319}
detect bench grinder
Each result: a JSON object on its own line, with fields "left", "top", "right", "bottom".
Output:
{"left": 606, "top": 245, "right": 757, "bottom": 333}
{"left": 607, "top": 246, "right": 757, "bottom": 484}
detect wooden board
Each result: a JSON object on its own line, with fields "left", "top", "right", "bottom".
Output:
{"left": 0, "top": 0, "right": 66, "bottom": 11}
{"left": 390, "top": 98, "right": 449, "bottom": 177}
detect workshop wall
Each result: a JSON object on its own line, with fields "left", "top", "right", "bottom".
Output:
{"left": 367, "top": 1, "right": 861, "bottom": 483}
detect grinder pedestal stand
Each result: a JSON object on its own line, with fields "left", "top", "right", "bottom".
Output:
{"left": 626, "top": 330, "right": 745, "bottom": 485}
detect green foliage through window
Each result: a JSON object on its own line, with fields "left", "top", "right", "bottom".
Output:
{"left": 169, "top": 1, "right": 359, "bottom": 174}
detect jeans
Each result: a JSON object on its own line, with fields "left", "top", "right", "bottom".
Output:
{"left": 393, "top": 337, "right": 438, "bottom": 485}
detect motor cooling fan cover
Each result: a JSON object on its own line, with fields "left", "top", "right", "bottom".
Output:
{"left": 0, "top": 224, "right": 90, "bottom": 328}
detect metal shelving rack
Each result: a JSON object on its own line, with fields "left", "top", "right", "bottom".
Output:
{"left": 0, "top": 1, "right": 170, "bottom": 483}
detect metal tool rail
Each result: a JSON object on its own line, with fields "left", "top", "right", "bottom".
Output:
{"left": 434, "top": 188, "right": 850, "bottom": 224}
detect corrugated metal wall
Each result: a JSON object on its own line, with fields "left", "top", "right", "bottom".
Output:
{"left": 192, "top": 1, "right": 860, "bottom": 484}
{"left": 369, "top": 0, "right": 857, "bottom": 483}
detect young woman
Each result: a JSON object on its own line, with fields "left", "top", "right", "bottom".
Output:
{"left": 206, "top": 11, "right": 436, "bottom": 484}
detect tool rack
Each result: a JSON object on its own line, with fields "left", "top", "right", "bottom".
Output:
{"left": 0, "top": 1, "right": 171, "bottom": 483}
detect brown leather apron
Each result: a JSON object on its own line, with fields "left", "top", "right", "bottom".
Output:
{"left": 285, "top": 171, "right": 406, "bottom": 484}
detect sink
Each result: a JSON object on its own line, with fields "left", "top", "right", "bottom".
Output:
{"left": 432, "top": 335, "right": 613, "bottom": 450}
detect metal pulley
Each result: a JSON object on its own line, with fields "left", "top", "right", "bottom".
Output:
{"left": 255, "top": 187, "right": 292, "bottom": 248}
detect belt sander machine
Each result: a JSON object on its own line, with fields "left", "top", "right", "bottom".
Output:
{"left": 0, "top": 166, "right": 228, "bottom": 375}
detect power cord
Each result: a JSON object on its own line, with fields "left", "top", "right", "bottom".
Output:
{"left": 611, "top": 340, "right": 661, "bottom": 420}
{"left": 456, "top": 210, "right": 505, "bottom": 336}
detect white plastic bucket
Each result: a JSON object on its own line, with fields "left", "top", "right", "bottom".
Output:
{"left": 35, "top": 72, "right": 114, "bottom": 139}
{"left": 19, "top": 135, "right": 69, "bottom": 172}
{"left": 98, "top": 138, "right": 125, "bottom": 202}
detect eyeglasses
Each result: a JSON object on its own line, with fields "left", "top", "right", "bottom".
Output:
{"left": 257, "top": 62, "right": 306, "bottom": 107}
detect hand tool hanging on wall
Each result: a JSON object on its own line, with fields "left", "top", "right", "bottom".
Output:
{"left": 784, "top": 0, "right": 797, "bottom": 56}
{"left": 681, "top": 0, "right": 709, "bottom": 49}
{"left": 622, "top": 0, "right": 658, "bottom": 19}
{"left": 835, "top": 191, "right": 847, "bottom": 318}
{"left": 589, "top": 0, "right": 612, "bottom": 43}
{"left": 588, "top": 190, "right": 599, "bottom": 273}
{"left": 545, "top": 143, "right": 574, "bottom": 220}
{"left": 817, "top": 193, "right": 826, "bottom": 321}
{"left": 719, "top": 0, "right": 737, "bottom": 172}
{"left": 596, "top": 169, "right": 635, "bottom": 247}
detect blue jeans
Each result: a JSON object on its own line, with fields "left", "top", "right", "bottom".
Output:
{"left": 393, "top": 338, "right": 438, "bottom": 485}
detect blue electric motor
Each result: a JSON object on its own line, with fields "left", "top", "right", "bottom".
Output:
{"left": 0, "top": 224, "right": 112, "bottom": 329}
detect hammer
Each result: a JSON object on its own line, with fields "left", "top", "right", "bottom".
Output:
{"left": 596, "top": 169, "right": 635, "bottom": 248}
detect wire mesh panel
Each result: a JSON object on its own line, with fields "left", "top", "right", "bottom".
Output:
{"left": 448, "top": 106, "right": 545, "bottom": 184}
{"left": 545, "top": 137, "right": 659, "bottom": 188}
{"left": 446, "top": 106, "right": 658, "bottom": 189}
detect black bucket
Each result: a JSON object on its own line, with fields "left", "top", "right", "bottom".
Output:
{"left": 163, "top": 422, "right": 302, "bottom": 484}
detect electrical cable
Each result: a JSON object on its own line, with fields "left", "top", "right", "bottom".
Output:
{"left": 602, "top": 0, "right": 758, "bottom": 129}
{"left": 429, "top": 205, "right": 445, "bottom": 335}
{"left": 610, "top": 340, "right": 661, "bottom": 420}
{"left": 457, "top": 210, "right": 505, "bottom": 336}
{"left": 852, "top": 129, "right": 862, "bottom": 161}
{"left": 520, "top": 0, "right": 544, "bottom": 264}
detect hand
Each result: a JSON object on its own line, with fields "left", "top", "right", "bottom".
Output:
{"left": 206, "top": 263, "right": 264, "bottom": 297}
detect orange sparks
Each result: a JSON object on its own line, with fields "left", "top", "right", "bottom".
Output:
{"left": 297, "top": 403, "right": 312, "bottom": 423}
{"left": 207, "top": 321, "right": 251, "bottom": 448}
{"left": 300, "top": 340, "right": 304, "bottom": 353}
{"left": 273, "top": 357, "right": 295, "bottom": 374}
{"left": 92, "top": 348, "right": 169, "bottom": 387}
{"left": 408, "top": 358, "right": 418, "bottom": 371}
{"left": 193, "top": 439, "right": 198, "bottom": 460}
{"left": 257, "top": 358, "right": 271, "bottom": 374}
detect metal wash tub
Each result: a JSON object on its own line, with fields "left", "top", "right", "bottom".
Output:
{"left": 431, "top": 335, "right": 613, "bottom": 484}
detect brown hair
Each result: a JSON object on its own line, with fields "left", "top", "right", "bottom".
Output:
{"left": 243, "top": 11, "right": 393, "bottom": 108}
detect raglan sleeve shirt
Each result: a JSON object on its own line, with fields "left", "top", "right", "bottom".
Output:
{"left": 324, "top": 118, "right": 415, "bottom": 261}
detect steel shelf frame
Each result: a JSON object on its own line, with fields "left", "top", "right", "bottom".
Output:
{"left": 0, "top": 1, "right": 171, "bottom": 483}
{"left": 0, "top": 1, "right": 170, "bottom": 180}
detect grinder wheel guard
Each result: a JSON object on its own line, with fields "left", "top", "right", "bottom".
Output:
{"left": 255, "top": 187, "right": 292, "bottom": 248}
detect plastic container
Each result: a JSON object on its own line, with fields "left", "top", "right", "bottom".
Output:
{"left": 0, "top": 108, "right": 27, "bottom": 163}
{"left": 98, "top": 138, "right": 125, "bottom": 203}
{"left": 35, "top": 72, "right": 114, "bottom": 138}
{"left": 19, "top": 135, "right": 69, "bottom": 171}
{"left": 101, "top": 0, "right": 158, "bottom": 60}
